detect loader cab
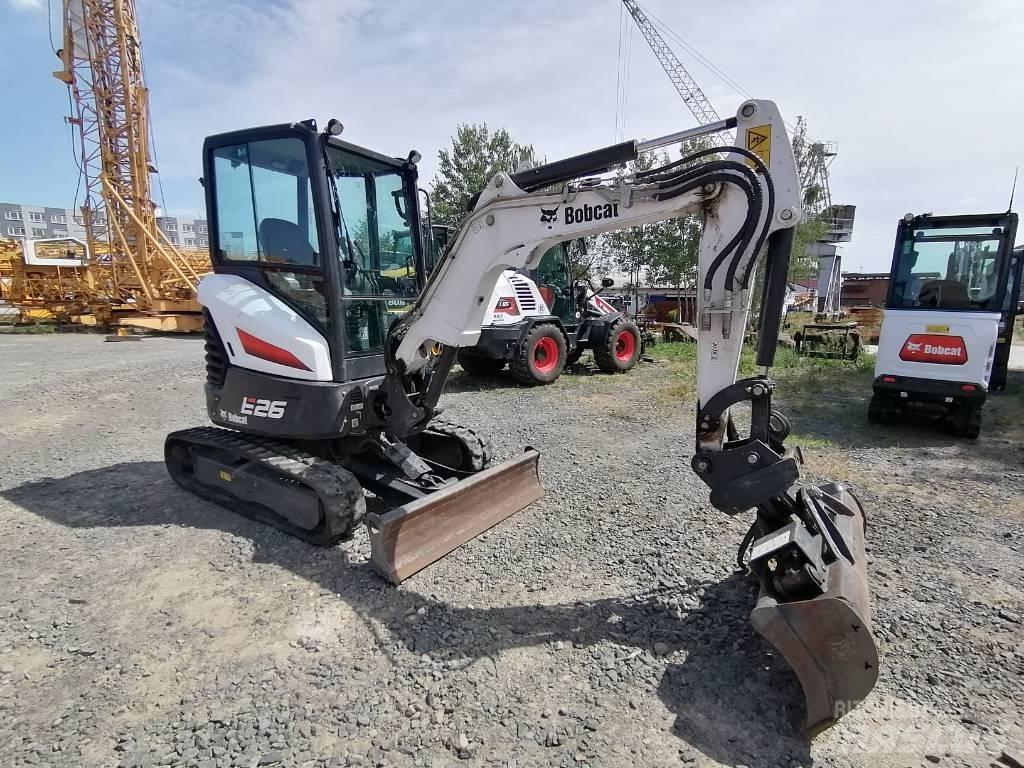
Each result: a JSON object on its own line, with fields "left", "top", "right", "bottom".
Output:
{"left": 871, "top": 211, "right": 1019, "bottom": 436}
{"left": 530, "top": 243, "right": 576, "bottom": 324}
{"left": 426, "top": 224, "right": 454, "bottom": 277}
{"left": 885, "top": 214, "right": 1016, "bottom": 312}
{"left": 202, "top": 121, "right": 427, "bottom": 384}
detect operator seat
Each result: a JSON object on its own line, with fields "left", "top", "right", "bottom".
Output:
{"left": 259, "top": 218, "right": 316, "bottom": 266}
{"left": 917, "top": 279, "right": 970, "bottom": 308}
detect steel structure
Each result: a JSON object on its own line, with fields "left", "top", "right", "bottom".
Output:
{"left": 46, "top": 0, "right": 207, "bottom": 329}
{"left": 621, "top": 0, "right": 733, "bottom": 144}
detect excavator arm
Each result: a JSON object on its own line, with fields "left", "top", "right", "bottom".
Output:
{"left": 373, "top": 100, "right": 877, "bottom": 735}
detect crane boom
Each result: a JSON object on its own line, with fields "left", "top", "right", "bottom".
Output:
{"left": 52, "top": 0, "right": 206, "bottom": 328}
{"left": 621, "top": 0, "right": 733, "bottom": 144}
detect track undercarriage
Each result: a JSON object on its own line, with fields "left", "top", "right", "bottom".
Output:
{"left": 165, "top": 419, "right": 542, "bottom": 580}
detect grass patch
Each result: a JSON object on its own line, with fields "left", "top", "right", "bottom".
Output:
{"left": 788, "top": 432, "right": 837, "bottom": 449}
{"left": 645, "top": 341, "right": 878, "bottom": 435}
{"left": 647, "top": 341, "right": 874, "bottom": 395}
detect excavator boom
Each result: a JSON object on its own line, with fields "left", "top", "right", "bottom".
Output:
{"left": 173, "top": 99, "right": 876, "bottom": 735}
{"left": 376, "top": 100, "right": 877, "bottom": 733}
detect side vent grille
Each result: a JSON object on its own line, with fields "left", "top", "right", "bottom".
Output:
{"left": 508, "top": 274, "right": 538, "bottom": 312}
{"left": 203, "top": 310, "right": 228, "bottom": 387}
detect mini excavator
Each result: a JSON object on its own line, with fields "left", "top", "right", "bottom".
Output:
{"left": 166, "top": 101, "right": 877, "bottom": 734}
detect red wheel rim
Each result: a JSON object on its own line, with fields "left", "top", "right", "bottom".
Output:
{"left": 533, "top": 336, "right": 559, "bottom": 374}
{"left": 614, "top": 330, "right": 637, "bottom": 362}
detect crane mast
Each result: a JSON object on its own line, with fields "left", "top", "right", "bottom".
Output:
{"left": 621, "top": 0, "right": 733, "bottom": 144}
{"left": 53, "top": 0, "right": 205, "bottom": 329}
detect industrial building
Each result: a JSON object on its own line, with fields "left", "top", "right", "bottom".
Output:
{"left": 1, "top": 201, "right": 208, "bottom": 249}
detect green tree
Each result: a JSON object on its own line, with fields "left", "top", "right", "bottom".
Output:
{"left": 430, "top": 124, "right": 536, "bottom": 226}
{"left": 566, "top": 238, "right": 616, "bottom": 285}
{"left": 646, "top": 136, "right": 716, "bottom": 323}
{"left": 599, "top": 149, "right": 671, "bottom": 316}
{"left": 600, "top": 137, "right": 714, "bottom": 321}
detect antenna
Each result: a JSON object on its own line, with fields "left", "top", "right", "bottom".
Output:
{"left": 1009, "top": 166, "right": 1019, "bottom": 212}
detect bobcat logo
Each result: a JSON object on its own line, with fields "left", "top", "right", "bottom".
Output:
{"left": 905, "top": 341, "right": 922, "bottom": 353}
{"left": 539, "top": 206, "right": 559, "bottom": 228}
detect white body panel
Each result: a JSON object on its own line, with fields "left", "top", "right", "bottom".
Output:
{"left": 590, "top": 294, "right": 618, "bottom": 315}
{"left": 198, "top": 273, "right": 333, "bottom": 382}
{"left": 874, "top": 309, "right": 997, "bottom": 388}
{"left": 482, "top": 270, "right": 549, "bottom": 326}
{"left": 479, "top": 270, "right": 616, "bottom": 328}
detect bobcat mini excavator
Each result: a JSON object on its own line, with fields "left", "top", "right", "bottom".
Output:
{"left": 165, "top": 101, "right": 877, "bottom": 735}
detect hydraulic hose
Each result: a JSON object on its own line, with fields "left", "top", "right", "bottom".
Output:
{"left": 653, "top": 168, "right": 760, "bottom": 291}
{"left": 640, "top": 146, "right": 775, "bottom": 291}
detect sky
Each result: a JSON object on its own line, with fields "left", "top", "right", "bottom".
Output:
{"left": 1, "top": 0, "right": 1022, "bottom": 272}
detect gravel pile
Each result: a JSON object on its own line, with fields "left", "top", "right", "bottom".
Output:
{"left": 0, "top": 334, "right": 1021, "bottom": 767}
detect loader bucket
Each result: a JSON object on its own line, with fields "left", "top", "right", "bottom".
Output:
{"left": 750, "top": 483, "right": 878, "bottom": 736}
{"left": 365, "top": 449, "right": 543, "bottom": 584}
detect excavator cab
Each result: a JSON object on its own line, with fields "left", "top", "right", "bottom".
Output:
{"left": 201, "top": 121, "right": 428, "bottom": 385}
{"left": 169, "top": 118, "right": 543, "bottom": 582}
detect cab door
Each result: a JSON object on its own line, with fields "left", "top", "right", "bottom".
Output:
{"left": 531, "top": 243, "right": 576, "bottom": 325}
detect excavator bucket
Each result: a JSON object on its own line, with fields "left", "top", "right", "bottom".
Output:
{"left": 749, "top": 483, "right": 879, "bottom": 736}
{"left": 366, "top": 449, "right": 543, "bottom": 583}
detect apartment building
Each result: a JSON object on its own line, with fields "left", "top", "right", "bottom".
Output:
{"left": 1, "top": 201, "right": 209, "bottom": 249}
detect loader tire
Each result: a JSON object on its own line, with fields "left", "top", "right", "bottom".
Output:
{"left": 867, "top": 393, "right": 897, "bottom": 424}
{"left": 509, "top": 324, "right": 566, "bottom": 385}
{"left": 594, "top": 317, "right": 642, "bottom": 374}
{"left": 457, "top": 350, "right": 506, "bottom": 376}
{"left": 952, "top": 403, "right": 982, "bottom": 439}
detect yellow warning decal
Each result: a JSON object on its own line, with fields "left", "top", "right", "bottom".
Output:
{"left": 219, "top": 470, "right": 232, "bottom": 482}
{"left": 746, "top": 124, "right": 771, "bottom": 168}
{"left": 926, "top": 324, "right": 950, "bottom": 333}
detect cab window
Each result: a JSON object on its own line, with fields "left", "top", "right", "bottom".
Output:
{"left": 889, "top": 224, "right": 1005, "bottom": 311}
{"left": 325, "top": 145, "right": 420, "bottom": 354}
{"left": 210, "top": 137, "right": 328, "bottom": 327}
{"left": 531, "top": 244, "right": 573, "bottom": 320}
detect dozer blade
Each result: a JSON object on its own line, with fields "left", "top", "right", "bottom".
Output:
{"left": 750, "top": 483, "right": 879, "bottom": 736}
{"left": 365, "top": 449, "right": 543, "bottom": 584}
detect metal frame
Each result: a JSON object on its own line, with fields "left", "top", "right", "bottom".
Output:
{"left": 50, "top": 0, "right": 206, "bottom": 327}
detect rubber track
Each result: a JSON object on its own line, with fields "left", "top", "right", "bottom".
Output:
{"left": 421, "top": 419, "right": 493, "bottom": 471}
{"left": 165, "top": 426, "right": 366, "bottom": 546}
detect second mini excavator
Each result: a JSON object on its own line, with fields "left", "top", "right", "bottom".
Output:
{"left": 166, "top": 101, "right": 877, "bottom": 734}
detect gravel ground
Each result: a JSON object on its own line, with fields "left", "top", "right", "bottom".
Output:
{"left": 0, "top": 333, "right": 1021, "bottom": 768}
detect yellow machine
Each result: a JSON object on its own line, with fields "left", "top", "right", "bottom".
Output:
{"left": 3, "top": 0, "right": 210, "bottom": 330}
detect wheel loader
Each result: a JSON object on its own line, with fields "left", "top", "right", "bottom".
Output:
{"left": 166, "top": 102, "right": 878, "bottom": 735}
{"left": 457, "top": 241, "right": 643, "bottom": 384}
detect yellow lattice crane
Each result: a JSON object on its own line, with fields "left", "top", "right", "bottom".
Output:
{"left": 41, "top": 0, "right": 210, "bottom": 330}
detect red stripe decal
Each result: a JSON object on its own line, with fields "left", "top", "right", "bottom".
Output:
{"left": 236, "top": 328, "right": 312, "bottom": 372}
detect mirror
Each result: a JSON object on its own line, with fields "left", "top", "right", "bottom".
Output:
{"left": 601, "top": 277, "right": 614, "bottom": 288}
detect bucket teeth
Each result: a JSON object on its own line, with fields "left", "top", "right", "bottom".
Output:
{"left": 749, "top": 483, "right": 879, "bottom": 735}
